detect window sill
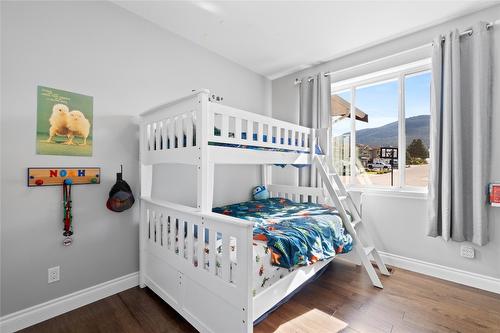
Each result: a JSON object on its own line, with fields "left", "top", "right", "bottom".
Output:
{"left": 347, "top": 186, "right": 428, "bottom": 199}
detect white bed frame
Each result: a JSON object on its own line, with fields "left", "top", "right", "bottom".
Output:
{"left": 139, "top": 90, "right": 388, "bottom": 333}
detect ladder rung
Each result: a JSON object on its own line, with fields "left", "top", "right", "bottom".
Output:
{"left": 364, "top": 246, "right": 375, "bottom": 256}
{"left": 327, "top": 172, "right": 337, "bottom": 176}
{"left": 352, "top": 219, "right": 361, "bottom": 228}
{"left": 339, "top": 195, "right": 348, "bottom": 201}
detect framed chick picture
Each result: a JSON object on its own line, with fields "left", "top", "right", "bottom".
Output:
{"left": 36, "top": 86, "right": 93, "bottom": 156}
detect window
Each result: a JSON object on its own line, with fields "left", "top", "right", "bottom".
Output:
{"left": 330, "top": 60, "right": 431, "bottom": 190}
{"left": 404, "top": 72, "right": 431, "bottom": 187}
{"left": 331, "top": 90, "right": 352, "bottom": 185}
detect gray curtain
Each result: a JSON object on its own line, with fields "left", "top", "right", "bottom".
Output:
{"left": 427, "top": 22, "right": 492, "bottom": 246}
{"left": 298, "top": 72, "right": 331, "bottom": 187}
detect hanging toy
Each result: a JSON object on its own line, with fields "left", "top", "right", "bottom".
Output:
{"left": 62, "top": 178, "right": 73, "bottom": 246}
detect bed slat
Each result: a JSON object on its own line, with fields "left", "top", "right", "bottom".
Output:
{"left": 156, "top": 122, "right": 161, "bottom": 150}
{"left": 221, "top": 233, "right": 231, "bottom": 283}
{"left": 197, "top": 224, "right": 205, "bottom": 269}
{"left": 176, "top": 117, "right": 183, "bottom": 148}
{"left": 221, "top": 114, "right": 229, "bottom": 138}
{"left": 185, "top": 115, "right": 193, "bottom": 148}
{"left": 283, "top": 128, "right": 289, "bottom": 148}
{"left": 257, "top": 122, "right": 263, "bottom": 142}
{"left": 168, "top": 120, "right": 175, "bottom": 150}
{"left": 161, "top": 121, "right": 167, "bottom": 150}
{"left": 162, "top": 214, "right": 166, "bottom": 246}
{"left": 275, "top": 127, "right": 281, "bottom": 147}
{"left": 234, "top": 117, "right": 242, "bottom": 140}
{"left": 168, "top": 216, "right": 174, "bottom": 250}
{"left": 263, "top": 124, "right": 269, "bottom": 143}
{"left": 179, "top": 219, "right": 185, "bottom": 258}
{"left": 209, "top": 229, "right": 217, "bottom": 276}
{"left": 154, "top": 212, "right": 160, "bottom": 244}
{"left": 186, "top": 221, "right": 193, "bottom": 264}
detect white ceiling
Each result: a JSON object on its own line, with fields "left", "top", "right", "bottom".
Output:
{"left": 114, "top": 1, "right": 496, "bottom": 79}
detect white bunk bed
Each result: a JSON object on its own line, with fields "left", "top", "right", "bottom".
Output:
{"left": 139, "top": 90, "right": 389, "bottom": 333}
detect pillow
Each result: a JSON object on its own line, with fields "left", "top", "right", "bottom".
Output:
{"left": 252, "top": 185, "right": 269, "bottom": 200}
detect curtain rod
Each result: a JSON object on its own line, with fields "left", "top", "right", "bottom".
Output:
{"left": 295, "top": 19, "right": 499, "bottom": 85}
{"left": 454, "top": 19, "right": 498, "bottom": 39}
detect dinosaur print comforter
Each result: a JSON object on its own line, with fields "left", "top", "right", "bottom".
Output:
{"left": 213, "top": 198, "right": 353, "bottom": 269}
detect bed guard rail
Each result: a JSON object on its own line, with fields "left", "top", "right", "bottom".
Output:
{"left": 141, "top": 196, "right": 253, "bottom": 290}
{"left": 139, "top": 90, "right": 317, "bottom": 164}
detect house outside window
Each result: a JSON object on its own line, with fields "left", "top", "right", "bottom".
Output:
{"left": 330, "top": 59, "right": 431, "bottom": 191}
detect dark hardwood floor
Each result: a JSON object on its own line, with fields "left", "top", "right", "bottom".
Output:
{"left": 20, "top": 261, "right": 500, "bottom": 333}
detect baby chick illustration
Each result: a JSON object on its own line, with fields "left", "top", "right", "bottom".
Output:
{"left": 45, "top": 104, "right": 70, "bottom": 143}
{"left": 66, "top": 110, "right": 91, "bottom": 145}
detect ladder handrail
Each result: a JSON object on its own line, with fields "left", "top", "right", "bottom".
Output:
{"left": 323, "top": 157, "right": 362, "bottom": 219}
{"left": 314, "top": 156, "right": 356, "bottom": 236}
{"left": 314, "top": 155, "right": 390, "bottom": 288}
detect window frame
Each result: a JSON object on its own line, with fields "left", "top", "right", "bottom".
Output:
{"left": 330, "top": 59, "right": 432, "bottom": 194}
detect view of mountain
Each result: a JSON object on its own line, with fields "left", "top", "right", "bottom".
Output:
{"left": 354, "top": 115, "right": 430, "bottom": 147}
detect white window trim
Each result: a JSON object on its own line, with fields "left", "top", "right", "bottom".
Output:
{"left": 331, "top": 58, "right": 432, "bottom": 194}
{"left": 331, "top": 59, "right": 431, "bottom": 92}
{"left": 347, "top": 186, "right": 428, "bottom": 199}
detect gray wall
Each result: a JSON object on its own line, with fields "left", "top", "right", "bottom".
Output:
{"left": 271, "top": 6, "right": 500, "bottom": 279}
{"left": 0, "top": 1, "right": 270, "bottom": 316}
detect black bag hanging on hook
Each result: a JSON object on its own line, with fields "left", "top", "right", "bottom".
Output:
{"left": 106, "top": 165, "right": 135, "bottom": 212}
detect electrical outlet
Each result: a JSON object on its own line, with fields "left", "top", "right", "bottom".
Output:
{"left": 48, "top": 266, "right": 60, "bottom": 283}
{"left": 460, "top": 245, "right": 475, "bottom": 259}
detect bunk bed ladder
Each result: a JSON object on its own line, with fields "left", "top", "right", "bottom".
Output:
{"left": 314, "top": 155, "right": 390, "bottom": 289}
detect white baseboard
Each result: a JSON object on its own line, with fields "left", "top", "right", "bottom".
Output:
{"left": 379, "top": 251, "right": 500, "bottom": 294}
{"left": 2, "top": 254, "right": 499, "bottom": 332}
{"left": 0, "top": 272, "right": 139, "bottom": 333}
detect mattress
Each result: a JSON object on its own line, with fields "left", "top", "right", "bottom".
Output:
{"left": 209, "top": 198, "right": 353, "bottom": 296}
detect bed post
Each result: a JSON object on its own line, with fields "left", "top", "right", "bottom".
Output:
{"left": 310, "top": 128, "right": 318, "bottom": 187}
{"left": 196, "top": 91, "right": 214, "bottom": 212}
{"left": 139, "top": 119, "right": 152, "bottom": 288}
{"left": 242, "top": 224, "right": 254, "bottom": 332}
{"left": 261, "top": 165, "right": 272, "bottom": 187}
{"left": 318, "top": 127, "right": 330, "bottom": 190}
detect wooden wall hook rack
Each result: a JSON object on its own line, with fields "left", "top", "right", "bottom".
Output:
{"left": 27, "top": 167, "right": 101, "bottom": 187}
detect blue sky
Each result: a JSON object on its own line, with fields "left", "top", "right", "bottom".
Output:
{"left": 333, "top": 71, "right": 431, "bottom": 134}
